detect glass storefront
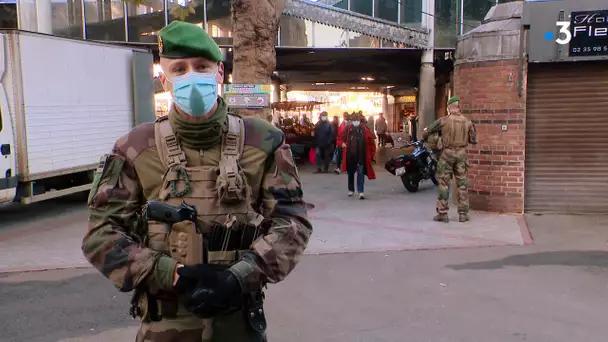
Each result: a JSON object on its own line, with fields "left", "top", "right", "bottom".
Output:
{"left": 207, "top": 0, "right": 231, "bottom": 38}
{"left": 333, "top": 0, "right": 347, "bottom": 10}
{"left": 435, "top": 0, "right": 458, "bottom": 48}
{"left": 400, "top": 0, "right": 422, "bottom": 27}
{"left": 12, "top": 0, "right": 494, "bottom": 49}
{"left": 84, "top": 0, "right": 125, "bottom": 41}
{"left": 126, "top": 0, "right": 165, "bottom": 42}
{"left": 350, "top": 0, "right": 373, "bottom": 17}
{"left": 18, "top": 0, "right": 84, "bottom": 38}
{"left": 374, "top": 0, "right": 398, "bottom": 23}
{"left": 463, "top": 0, "right": 494, "bottom": 34}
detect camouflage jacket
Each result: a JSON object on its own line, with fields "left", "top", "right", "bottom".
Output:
{"left": 82, "top": 110, "right": 313, "bottom": 294}
{"left": 423, "top": 113, "right": 477, "bottom": 148}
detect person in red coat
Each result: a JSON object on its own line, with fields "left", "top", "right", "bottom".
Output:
{"left": 338, "top": 113, "right": 376, "bottom": 199}
{"left": 334, "top": 112, "right": 350, "bottom": 174}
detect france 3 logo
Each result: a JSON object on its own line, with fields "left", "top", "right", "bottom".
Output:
{"left": 544, "top": 12, "right": 608, "bottom": 45}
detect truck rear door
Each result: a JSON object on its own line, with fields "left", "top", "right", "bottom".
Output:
{"left": 0, "top": 32, "right": 17, "bottom": 204}
{"left": 0, "top": 106, "right": 17, "bottom": 203}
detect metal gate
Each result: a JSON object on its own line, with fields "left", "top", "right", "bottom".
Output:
{"left": 525, "top": 61, "right": 608, "bottom": 214}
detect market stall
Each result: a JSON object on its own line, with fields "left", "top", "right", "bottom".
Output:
{"left": 272, "top": 100, "right": 326, "bottom": 162}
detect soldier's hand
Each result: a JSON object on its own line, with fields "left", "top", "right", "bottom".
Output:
{"left": 174, "top": 264, "right": 222, "bottom": 313}
{"left": 191, "top": 270, "right": 241, "bottom": 316}
{"left": 175, "top": 263, "right": 223, "bottom": 290}
{"left": 176, "top": 265, "right": 242, "bottom": 318}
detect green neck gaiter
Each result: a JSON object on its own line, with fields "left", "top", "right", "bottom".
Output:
{"left": 168, "top": 97, "right": 228, "bottom": 150}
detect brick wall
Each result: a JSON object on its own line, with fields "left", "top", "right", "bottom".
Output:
{"left": 453, "top": 59, "right": 526, "bottom": 214}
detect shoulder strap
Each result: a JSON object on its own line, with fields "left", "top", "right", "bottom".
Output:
{"left": 154, "top": 116, "right": 187, "bottom": 170}
{"left": 221, "top": 114, "right": 245, "bottom": 159}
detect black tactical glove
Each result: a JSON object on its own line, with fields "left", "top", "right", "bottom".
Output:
{"left": 175, "top": 264, "right": 243, "bottom": 318}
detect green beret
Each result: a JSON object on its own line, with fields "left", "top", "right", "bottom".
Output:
{"left": 158, "top": 21, "right": 223, "bottom": 62}
{"left": 447, "top": 96, "right": 460, "bottom": 105}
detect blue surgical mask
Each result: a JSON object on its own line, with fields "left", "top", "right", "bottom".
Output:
{"left": 352, "top": 121, "right": 360, "bottom": 127}
{"left": 321, "top": 116, "right": 327, "bottom": 121}
{"left": 170, "top": 72, "right": 218, "bottom": 116}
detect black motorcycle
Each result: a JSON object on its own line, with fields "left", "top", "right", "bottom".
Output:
{"left": 384, "top": 140, "right": 439, "bottom": 193}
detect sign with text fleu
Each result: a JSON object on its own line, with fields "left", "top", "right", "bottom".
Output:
{"left": 223, "top": 84, "right": 272, "bottom": 108}
{"left": 568, "top": 10, "right": 608, "bottom": 57}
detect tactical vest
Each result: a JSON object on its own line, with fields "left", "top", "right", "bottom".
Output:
{"left": 146, "top": 114, "right": 265, "bottom": 266}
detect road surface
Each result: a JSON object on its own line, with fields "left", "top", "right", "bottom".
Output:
{"left": 2, "top": 169, "right": 608, "bottom": 341}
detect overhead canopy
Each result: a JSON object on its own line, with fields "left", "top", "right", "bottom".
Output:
{"left": 271, "top": 47, "right": 454, "bottom": 92}
{"left": 283, "top": 0, "right": 429, "bottom": 48}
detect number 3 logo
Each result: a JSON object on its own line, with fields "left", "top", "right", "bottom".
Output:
{"left": 556, "top": 21, "right": 572, "bottom": 45}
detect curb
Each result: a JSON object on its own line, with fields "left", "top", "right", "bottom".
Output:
{"left": 0, "top": 264, "right": 92, "bottom": 274}
{"left": 517, "top": 215, "right": 534, "bottom": 245}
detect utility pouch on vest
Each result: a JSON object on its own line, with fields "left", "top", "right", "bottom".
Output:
{"left": 168, "top": 220, "right": 204, "bottom": 265}
{"left": 130, "top": 287, "right": 162, "bottom": 322}
{"left": 217, "top": 115, "right": 246, "bottom": 204}
{"left": 216, "top": 155, "right": 245, "bottom": 204}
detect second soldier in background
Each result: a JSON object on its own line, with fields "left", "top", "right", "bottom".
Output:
{"left": 423, "top": 96, "right": 477, "bottom": 223}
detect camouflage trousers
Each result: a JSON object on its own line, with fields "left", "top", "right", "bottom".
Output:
{"left": 436, "top": 147, "right": 469, "bottom": 215}
{"left": 136, "top": 304, "right": 266, "bottom": 342}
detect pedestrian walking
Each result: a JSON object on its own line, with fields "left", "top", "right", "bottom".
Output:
{"left": 314, "top": 111, "right": 334, "bottom": 173}
{"left": 81, "top": 20, "right": 312, "bottom": 342}
{"left": 408, "top": 111, "right": 418, "bottom": 142}
{"left": 339, "top": 113, "right": 376, "bottom": 199}
{"left": 366, "top": 113, "right": 376, "bottom": 142}
{"left": 422, "top": 96, "right": 477, "bottom": 222}
{"left": 375, "top": 113, "right": 387, "bottom": 147}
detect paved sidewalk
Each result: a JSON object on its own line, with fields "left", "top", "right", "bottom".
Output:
{"left": 0, "top": 162, "right": 529, "bottom": 273}
{"left": 1, "top": 215, "right": 607, "bottom": 342}
{"left": 303, "top": 163, "right": 527, "bottom": 254}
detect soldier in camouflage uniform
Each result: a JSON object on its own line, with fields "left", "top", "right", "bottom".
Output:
{"left": 82, "top": 21, "right": 312, "bottom": 342}
{"left": 422, "top": 96, "right": 477, "bottom": 223}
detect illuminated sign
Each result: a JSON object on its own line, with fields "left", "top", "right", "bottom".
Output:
{"left": 396, "top": 96, "right": 416, "bottom": 103}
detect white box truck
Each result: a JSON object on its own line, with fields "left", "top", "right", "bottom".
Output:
{"left": 0, "top": 30, "right": 155, "bottom": 205}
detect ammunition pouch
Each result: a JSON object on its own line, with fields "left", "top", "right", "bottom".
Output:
{"left": 216, "top": 155, "right": 246, "bottom": 205}
{"left": 130, "top": 289, "right": 180, "bottom": 322}
{"left": 205, "top": 220, "right": 270, "bottom": 265}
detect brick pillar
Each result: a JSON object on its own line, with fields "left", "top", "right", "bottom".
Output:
{"left": 453, "top": 1, "right": 526, "bottom": 214}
